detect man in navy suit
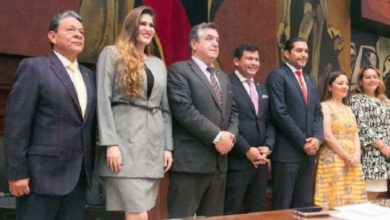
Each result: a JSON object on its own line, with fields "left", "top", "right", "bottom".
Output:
{"left": 224, "top": 44, "right": 275, "bottom": 214}
{"left": 4, "top": 10, "right": 96, "bottom": 220}
{"left": 266, "top": 37, "right": 323, "bottom": 210}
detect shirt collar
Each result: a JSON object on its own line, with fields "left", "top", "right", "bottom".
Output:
{"left": 234, "top": 70, "right": 253, "bottom": 83}
{"left": 285, "top": 62, "right": 301, "bottom": 74}
{"left": 192, "top": 56, "right": 213, "bottom": 72}
{"left": 53, "top": 50, "right": 79, "bottom": 69}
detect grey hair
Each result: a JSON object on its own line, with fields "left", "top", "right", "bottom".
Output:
{"left": 188, "top": 22, "right": 217, "bottom": 50}
{"left": 48, "top": 10, "right": 82, "bottom": 32}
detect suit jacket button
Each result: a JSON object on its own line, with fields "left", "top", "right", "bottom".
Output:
{"left": 79, "top": 149, "right": 83, "bottom": 153}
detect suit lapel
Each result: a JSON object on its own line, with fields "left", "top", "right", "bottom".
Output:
{"left": 80, "top": 65, "right": 93, "bottom": 121}
{"left": 231, "top": 73, "right": 257, "bottom": 115}
{"left": 283, "top": 65, "right": 307, "bottom": 107}
{"left": 215, "top": 70, "right": 227, "bottom": 111}
{"left": 303, "top": 74, "right": 312, "bottom": 106}
{"left": 255, "top": 82, "right": 264, "bottom": 117}
{"left": 188, "top": 59, "right": 222, "bottom": 111}
{"left": 141, "top": 67, "right": 148, "bottom": 100}
{"left": 145, "top": 58, "right": 159, "bottom": 101}
{"left": 49, "top": 53, "right": 82, "bottom": 116}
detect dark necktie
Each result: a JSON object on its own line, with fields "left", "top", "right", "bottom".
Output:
{"left": 295, "top": 70, "right": 307, "bottom": 105}
{"left": 206, "top": 67, "right": 223, "bottom": 108}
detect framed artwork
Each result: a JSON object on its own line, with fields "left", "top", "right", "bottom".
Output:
{"left": 351, "top": 0, "right": 390, "bottom": 37}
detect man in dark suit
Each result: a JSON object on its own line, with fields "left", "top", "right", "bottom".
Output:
{"left": 4, "top": 10, "right": 96, "bottom": 220}
{"left": 167, "top": 23, "right": 239, "bottom": 218}
{"left": 266, "top": 37, "right": 323, "bottom": 210}
{"left": 224, "top": 43, "right": 275, "bottom": 214}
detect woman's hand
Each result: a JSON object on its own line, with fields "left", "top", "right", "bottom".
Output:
{"left": 346, "top": 154, "right": 360, "bottom": 167}
{"left": 384, "top": 146, "right": 390, "bottom": 158}
{"left": 163, "top": 151, "right": 173, "bottom": 173}
{"left": 379, "top": 144, "right": 390, "bottom": 158}
{"left": 106, "top": 145, "right": 123, "bottom": 173}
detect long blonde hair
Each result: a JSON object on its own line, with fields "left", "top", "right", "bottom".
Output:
{"left": 115, "top": 6, "right": 155, "bottom": 98}
{"left": 352, "top": 66, "right": 388, "bottom": 102}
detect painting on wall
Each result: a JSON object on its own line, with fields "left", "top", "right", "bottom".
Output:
{"left": 275, "top": 0, "right": 350, "bottom": 85}
{"left": 0, "top": 0, "right": 211, "bottom": 66}
{"left": 79, "top": 0, "right": 212, "bottom": 65}
{"left": 351, "top": 0, "right": 390, "bottom": 37}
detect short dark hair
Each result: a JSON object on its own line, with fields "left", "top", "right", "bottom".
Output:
{"left": 320, "top": 70, "right": 348, "bottom": 103}
{"left": 233, "top": 43, "right": 258, "bottom": 59}
{"left": 188, "top": 22, "right": 217, "bottom": 50}
{"left": 284, "top": 37, "right": 307, "bottom": 52}
{"left": 48, "top": 10, "right": 82, "bottom": 32}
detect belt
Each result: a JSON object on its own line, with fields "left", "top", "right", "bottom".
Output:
{"left": 111, "top": 102, "right": 161, "bottom": 113}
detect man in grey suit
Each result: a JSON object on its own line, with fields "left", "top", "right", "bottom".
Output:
{"left": 167, "top": 23, "right": 239, "bottom": 218}
{"left": 4, "top": 11, "right": 96, "bottom": 220}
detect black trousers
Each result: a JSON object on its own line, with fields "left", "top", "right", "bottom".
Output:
{"left": 16, "top": 173, "right": 87, "bottom": 220}
{"left": 167, "top": 170, "right": 226, "bottom": 218}
{"left": 224, "top": 164, "right": 268, "bottom": 215}
{"left": 271, "top": 159, "right": 315, "bottom": 210}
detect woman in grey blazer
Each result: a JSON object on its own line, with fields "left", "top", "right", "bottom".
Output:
{"left": 96, "top": 6, "right": 173, "bottom": 220}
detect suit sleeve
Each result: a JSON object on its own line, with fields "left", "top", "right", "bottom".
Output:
{"left": 167, "top": 65, "right": 221, "bottom": 145}
{"left": 160, "top": 67, "right": 174, "bottom": 151}
{"left": 96, "top": 46, "right": 119, "bottom": 147}
{"left": 226, "top": 81, "right": 239, "bottom": 138}
{"left": 264, "top": 88, "right": 276, "bottom": 150}
{"left": 266, "top": 71, "right": 306, "bottom": 149}
{"left": 234, "top": 134, "right": 252, "bottom": 156}
{"left": 312, "top": 84, "right": 324, "bottom": 143}
{"left": 4, "top": 59, "right": 39, "bottom": 180}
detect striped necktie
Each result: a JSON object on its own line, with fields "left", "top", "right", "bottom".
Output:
{"left": 206, "top": 66, "right": 223, "bottom": 108}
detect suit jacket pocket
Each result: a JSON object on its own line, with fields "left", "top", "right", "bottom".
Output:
{"left": 27, "top": 145, "right": 62, "bottom": 157}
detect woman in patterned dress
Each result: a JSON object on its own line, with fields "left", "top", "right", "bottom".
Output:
{"left": 314, "top": 71, "right": 367, "bottom": 208}
{"left": 349, "top": 66, "right": 390, "bottom": 200}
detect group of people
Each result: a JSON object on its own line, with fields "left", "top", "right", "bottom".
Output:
{"left": 3, "top": 6, "right": 390, "bottom": 220}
